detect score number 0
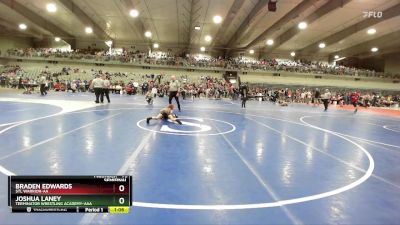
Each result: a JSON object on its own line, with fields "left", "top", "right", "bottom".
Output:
{"left": 118, "top": 185, "right": 126, "bottom": 205}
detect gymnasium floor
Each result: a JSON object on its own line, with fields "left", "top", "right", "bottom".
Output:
{"left": 0, "top": 92, "right": 399, "bottom": 225}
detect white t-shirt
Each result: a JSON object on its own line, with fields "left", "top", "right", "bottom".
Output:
{"left": 169, "top": 80, "right": 180, "bottom": 92}
{"left": 103, "top": 79, "right": 110, "bottom": 88}
{"left": 322, "top": 92, "right": 332, "bottom": 99}
{"left": 92, "top": 78, "right": 103, "bottom": 88}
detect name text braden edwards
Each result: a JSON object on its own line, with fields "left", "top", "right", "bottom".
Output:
{"left": 15, "top": 183, "right": 72, "bottom": 189}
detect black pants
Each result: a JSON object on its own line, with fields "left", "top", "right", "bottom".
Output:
{"left": 169, "top": 91, "right": 181, "bottom": 111}
{"left": 103, "top": 89, "right": 110, "bottom": 103}
{"left": 322, "top": 99, "right": 329, "bottom": 111}
{"left": 94, "top": 88, "right": 102, "bottom": 103}
{"left": 181, "top": 91, "right": 186, "bottom": 100}
{"left": 242, "top": 99, "right": 247, "bottom": 108}
{"left": 40, "top": 84, "right": 47, "bottom": 95}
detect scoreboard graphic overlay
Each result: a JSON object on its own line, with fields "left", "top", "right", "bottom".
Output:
{"left": 8, "top": 176, "right": 132, "bottom": 213}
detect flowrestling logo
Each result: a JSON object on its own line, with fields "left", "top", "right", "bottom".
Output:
{"left": 363, "top": 11, "right": 383, "bottom": 18}
{"left": 137, "top": 117, "right": 236, "bottom": 136}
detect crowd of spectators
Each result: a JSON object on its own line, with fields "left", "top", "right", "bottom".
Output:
{"left": 0, "top": 64, "right": 234, "bottom": 98}
{"left": 1, "top": 63, "right": 399, "bottom": 108}
{"left": 5, "top": 48, "right": 399, "bottom": 79}
{"left": 243, "top": 86, "right": 399, "bottom": 108}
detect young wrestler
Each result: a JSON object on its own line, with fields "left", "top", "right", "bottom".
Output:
{"left": 146, "top": 104, "right": 182, "bottom": 124}
{"left": 350, "top": 91, "right": 360, "bottom": 113}
{"left": 145, "top": 91, "right": 153, "bottom": 105}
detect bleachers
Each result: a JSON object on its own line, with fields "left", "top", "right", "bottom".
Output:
{"left": 11, "top": 61, "right": 224, "bottom": 87}
{"left": 2, "top": 60, "right": 395, "bottom": 91}
{"left": 4, "top": 48, "right": 399, "bottom": 80}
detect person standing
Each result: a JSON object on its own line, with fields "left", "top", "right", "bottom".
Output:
{"left": 321, "top": 89, "right": 332, "bottom": 111}
{"left": 145, "top": 90, "right": 154, "bottom": 105}
{"left": 350, "top": 91, "right": 360, "bottom": 113}
{"left": 156, "top": 74, "right": 162, "bottom": 84}
{"left": 90, "top": 75, "right": 104, "bottom": 104}
{"left": 313, "top": 88, "right": 321, "bottom": 107}
{"left": 102, "top": 75, "right": 111, "bottom": 103}
{"left": 240, "top": 82, "right": 248, "bottom": 108}
{"left": 141, "top": 81, "right": 148, "bottom": 95}
{"left": 39, "top": 75, "right": 47, "bottom": 96}
{"left": 168, "top": 75, "right": 181, "bottom": 111}
{"left": 151, "top": 85, "right": 158, "bottom": 98}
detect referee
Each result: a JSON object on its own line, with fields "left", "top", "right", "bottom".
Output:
{"left": 102, "top": 75, "right": 111, "bottom": 103}
{"left": 91, "top": 74, "right": 104, "bottom": 103}
{"left": 39, "top": 75, "right": 47, "bottom": 96}
{"left": 321, "top": 89, "right": 332, "bottom": 111}
{"left": 168, "top": 75, "right": 181, "bottom": 111}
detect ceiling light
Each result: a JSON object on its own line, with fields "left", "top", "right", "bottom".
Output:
{"left": 371, "top": 47, "right": 378, "bottom": 52}
{"left": 46, "top": 3, "right": 57, "bottom": 13}
{"left": 319, "top": 43, "right": 326, "bottom": 48}
{"left": 367, "top": 28, "right": 376, "bottom": 35}
{"left": 85, "top": 27, "right": 93, "bottom": 34}
{"left": 200, "top": 46, "right": 206, "bottom": 52}
{"left": 129, "top": 9, "right": 139, "bottom": 17}
{"left": 290, "top": 52, "right": 295, "bottom": 57}
{"left": 19, "top": 23, "right": 27, "bottom": 30}
{"left": 334, "top": 55, "right": 339, "bottom": 59}
{"left": 54, "top": 37, "right": 61, "bottom": 42}
{"left": 204, "top": 35, "right": 212, "bottom": 42}
{"left": 334, "top": 56, "right": 346, "bottom": 62}
{"left": 249, "top": 49, "right": 255, "bottom": 54}
{"left": 298, "top": 21, "right": 307, "bottom": 30}
{"left": 194, "top": 26, "right": 201, "bottom": 30}
{"left": 266, "top": 39, "right": 274, "bottom": 45}
{"left": 145, "top": 31, "right": 152, "bottom": 38}
{"left": 213, "top": 15, "right": 222, "bottom": 24}
{"left": 105, "top": 40, "right": 113, "bottom": 47}
{"left": 333, "top": 57, "right": 346, "bottom": 62}
{"left": 153, "top": 43, "right": 159, "bottom": 49}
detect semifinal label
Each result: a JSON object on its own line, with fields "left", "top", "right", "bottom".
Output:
{"left": 8, "top": 176, "right": 132, "bottom": 212}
